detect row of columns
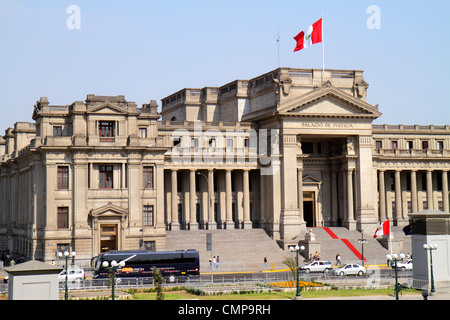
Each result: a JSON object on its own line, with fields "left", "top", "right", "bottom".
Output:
{"left": 378, "top": 169, "right": 450, "bottom": 222}
{"left": 168, "top": 168, "right": 252, "bottom": 230}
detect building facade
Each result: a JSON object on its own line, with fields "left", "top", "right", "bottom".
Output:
{"left": 0, "top": 67, "right": 449, "bottom": 264}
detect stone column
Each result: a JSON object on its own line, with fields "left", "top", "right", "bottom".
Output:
{"left": 171, "top": 169, "right": 180, "bottom": 230}
{"left": 427, "top": 170, "right": 433, "bottom": 210}
{"left": 395, "top": 170, "right": 402, "bottom": 221}
{"left": 189, "top": 170, "right": 198, "bottom": 230}
{"left": 331, "top": 170, "right": 338, "bottom": 226}
{"left": 378, "top": 170, "right": 386, "bottom": 220}
{"left": 208, "top": 169, "right": 216, "bottom": 230}
{"left": 225, "top": 169, "right": 233, "bottom": 228}
{"left": 411, "top": 170, "right": 418, "bottom": 213}
{"left": 243, "top": 169, "right": 252, "bottom": 229}
{"left": 443, "top": 170, "right": 449, "bottom": 213}
{"left": 297, "top": 167, "right": 304, "bottom": 222}
{"left": 347, "top": 169, "right": 355, "bottom": 227}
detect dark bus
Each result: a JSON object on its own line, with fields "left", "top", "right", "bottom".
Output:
{"left": 91, "top": 249, "right": 200, "bottom": 282}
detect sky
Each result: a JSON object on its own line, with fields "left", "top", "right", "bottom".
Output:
{"left": 0, "top": 0, "right": 449, "bottom": 132}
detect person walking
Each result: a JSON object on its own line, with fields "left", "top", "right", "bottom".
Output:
{"left": 336, "top": 253, "right": 341, "bottom": 266}
{"left": 264, "top": 257, "right": 268, "bottom": 267}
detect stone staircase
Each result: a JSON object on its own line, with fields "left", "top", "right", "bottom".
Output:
{"left": 164, "top": 229, "right": 290, "bottom": 272}
{"left": 164, "top": 227, "right": 413, "bottom": 272}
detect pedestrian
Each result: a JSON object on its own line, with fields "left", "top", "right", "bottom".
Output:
{"left": 264, "top": 257, "right": 268, "bottom": 267}
{"left": 216, "top": 256, "right": 220, "bottom": 268}
{"left": 212, "top": 256, "right": 217, "bottom": 269}
{"left": 336, "top": 253, "right": 341, "bottom": 266}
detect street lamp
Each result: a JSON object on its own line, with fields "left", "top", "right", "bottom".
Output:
{"left": 102, "top": 260, "right": 126, "bottom": 300}
{"left": 289, "top": 245, "right": 305, "bottom": 300}
{"left": 358, "top": 231, "right": 368, "bottom": 267}
{"left": 423, "top": 243, "right": 437, "bottom": 295}
{"left": 58, "top": 250, "right": 76, "bottom": 300}
{"left": 386, "top": 252, "right": 405, "bottom": 300}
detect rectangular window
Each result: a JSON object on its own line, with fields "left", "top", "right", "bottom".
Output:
{"left": 391, "top": 141, "right": 398, "bottom": 149}
{"left": 139, "top": 127, "right": 147, "bottom": 138}
{"left": 302, "top": 142, "right": 313, "bottom": 154}
{"left": 143, "top": 166, "right": 154, "bottom": 189}
{"left": 53, "top": 126, "right": 63, "bottom": 136}
{"left": 143, "top": 205, "right": 154, "bottom": 226}
{"left": 99, "top": 121, "right": 115, "bottom": 137}
{"left": 57, "top": 166, "right": 69, "bottom": 189}
{"left": 58, "top": 166, "right": 69, "bottom": 190}
{"left": 57, "top": 207, "right": 69, "bottom": 229}
{"left": 375, "top": 141, "right": 382, "bottom": 150}
{"left": 422, "top": 140, "right": 429, "bottom": 150}
{"left": 99, "top": 165, "right": 113, "bottom": 189}
{"left": 226, "top": 138, "right": 234, "bottom": 148}
{"left": 407, "top": 141, "right": 413, "bottom": 150}
{"left": 437, "top": 141, "right": 444, "bottom": 150}
{"left": 191, "top": 138, "right": 199, "bottom": 148}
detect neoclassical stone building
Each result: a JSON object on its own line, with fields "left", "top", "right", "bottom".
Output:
{"left": 0, "top": 67, "right": 449, "bottom": 263}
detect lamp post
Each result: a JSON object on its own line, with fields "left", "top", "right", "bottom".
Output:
{"left": 386, "top": 252, "right": 405, "bottom": 300}
{"left": 102, "top": 260, "right": 126, "bottom": 300}
{"left": 423, "top": 243, "right": 437, "bottom": 295}
{"left": 58, "top": 250, "right": 76, "bottom": 301}
{"left": 358, "top": 231, "right": 368, "bottom": 267}
{"left": 289, "top": 245, "right": 305, "bottom": 300}
{"left": 141, "top": 180, "right": 153, "bottom": 250}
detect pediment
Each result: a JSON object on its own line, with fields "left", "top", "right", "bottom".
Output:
{"left": 302, "top": 175, "right": 322, "bottom": 184}
{"left": 278, "top": 85, "right": 381, "bottom": 119}
{"left": 89, "top": 202, "right": 128, "bottom": 218}
{"left": 87, "top": 102, "right": 127, "bottom": 114}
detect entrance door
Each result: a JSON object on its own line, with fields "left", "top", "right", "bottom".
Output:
{"left": 100, "top": 224, "right": 117, "bottom": 252}
{"left": 303, "top": 192, "right": 316, "bottom": 227}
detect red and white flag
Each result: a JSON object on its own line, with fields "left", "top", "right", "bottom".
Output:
{"left": 293, "top": 18, "right": 323, "bottom": 52}
{"left": 374, "top": 220, "right": 390, "bottom": 238}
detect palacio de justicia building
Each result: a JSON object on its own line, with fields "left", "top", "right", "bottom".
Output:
{"left": 0, "top": 67, "right": 449, "bottom": 264}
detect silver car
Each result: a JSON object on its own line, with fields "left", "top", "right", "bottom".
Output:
{"left": 299, "top": 260, "right": 333, "bottom": 273}
{"left": 333, "top": 263, "right": 367, "bottom": 276}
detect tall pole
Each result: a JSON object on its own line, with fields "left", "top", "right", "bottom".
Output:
{"left": 321, "top": 13, "right": 325, "bottom": 84}
{"left": 277, "top": 30, "right": 280, "bottom": 67}
{"left": 64, "top": 255, "right": 69, "bottom": 301}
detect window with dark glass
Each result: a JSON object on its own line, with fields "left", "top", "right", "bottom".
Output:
{"left": 99, "top": 121, "right": 115, "bottom": 137}
{"left": 99, "top": 165, "right": 113, "bottom": 189}
{"left": 143, "top": 205, "right": 154, "bottom": 226}
{"left": 57, "top": 207, "right": 69, "bottom": 229}
{"left": 53, "top": 126, "right": 63, "bottom": 136}
{"left": 143, "top": 166, "right": 154, "bottom": 188}
{"left": 57, "top": 166, "right": 69, "bottom": 189}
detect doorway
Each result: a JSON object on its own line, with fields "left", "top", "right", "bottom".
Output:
{"left": 303, "top": 192, "right": 316, "bottom": 227}
{"left": 100, "top": 224, "right": 117, "bottom": 252}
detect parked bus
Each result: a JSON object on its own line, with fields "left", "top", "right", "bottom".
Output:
{"left": 91, "top": 250, "right": 200, "bottom": 282}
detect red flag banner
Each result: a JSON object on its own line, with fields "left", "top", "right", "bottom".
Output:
{"left": 293, "top": 18, "right": 323, "bottom": 52}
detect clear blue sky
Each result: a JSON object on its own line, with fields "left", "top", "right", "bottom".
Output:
{"left": 0, "top": 0, "right": 449, "bottom": 132}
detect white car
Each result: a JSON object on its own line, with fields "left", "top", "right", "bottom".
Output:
{"left": 393, "top": 259, "right": 413, "bottom": 270}
{"left": 333, "top": 263, "right": 367, "bottom": 276}
{"left": 299, "top": 260, "right": 333, "bottom": 273}
{"left": 59, "top": 266, "right": 85, "bottom": 281}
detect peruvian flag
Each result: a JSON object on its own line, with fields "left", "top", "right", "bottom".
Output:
{"left": 374, "top": 220, "right": 390, "bottom": 238}
{"left": 293, "top": 18, "right": 323, "bottom": 52}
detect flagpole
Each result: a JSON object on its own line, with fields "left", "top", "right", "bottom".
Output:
{"left": 321, "top": 13, "right": 325, "bottom": 84}
{"left": 277, "top": 30, "right": 280, "bottom": 67}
